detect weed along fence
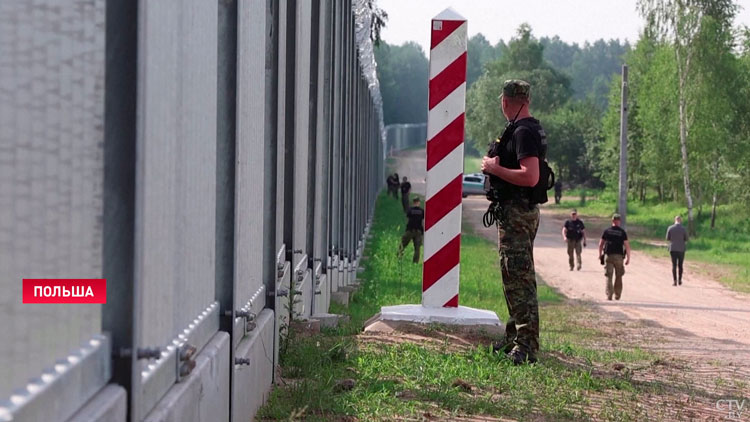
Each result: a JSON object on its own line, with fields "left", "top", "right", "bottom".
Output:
{"left": 0, "top": 0, "right": 384, "bottom": 421}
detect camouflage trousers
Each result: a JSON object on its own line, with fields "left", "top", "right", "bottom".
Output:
{"left": 497, "top": 200, "right": 540, "bottom": 356}
{"left": 399, "top": 229, "right": 423, "bottom": 263}
{"left": 604, "top": 254, "right": 625, "bottom": 299}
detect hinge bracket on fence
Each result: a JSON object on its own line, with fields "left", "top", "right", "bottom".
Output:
{"left": 176, "top": 344, "right": 197, "bottom": 382}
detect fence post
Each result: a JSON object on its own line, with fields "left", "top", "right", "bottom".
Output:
{"left": 103, "top": 0, "right": 141, "bottom": 419}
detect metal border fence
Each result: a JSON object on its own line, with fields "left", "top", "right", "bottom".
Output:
{"left": 385, "top": 123, "right": 428, "bottom": 155}
{"left": 0, "top": 1, "right": 383, "bottom": 421}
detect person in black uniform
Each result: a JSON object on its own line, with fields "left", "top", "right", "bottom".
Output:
{"left": 554, "top": 180, "right": 562, "bottom": 204}
{"left": 398, "top": 197, "right": 424, "bottom": 263}
{"left": 400, "top": 176, "right": 411, "bottom": 212}
{"left": 597, "top": 213, "right": 631, "bottom": 300}
{"left": 562, "top": 209, "right": 586, "bottom": 271}
{"left": 387, "top": 173, "right": 399, "bottom": 198}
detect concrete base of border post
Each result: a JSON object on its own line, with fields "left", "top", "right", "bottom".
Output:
{"left": 376, "top": 305, "right": 502, "bottom": 328}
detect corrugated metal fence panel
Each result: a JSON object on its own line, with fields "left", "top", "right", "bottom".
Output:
{"left": 0, "top": 0, "right": 105, "bottom": 402}
{"left": 292, "top": 0, "right": 313, "bottom": 296}
{"left": 236, "top": 0, "right": 268, "bottom": 320}
{"left": 135, "top": 0, "right": 217, "bottom": 353}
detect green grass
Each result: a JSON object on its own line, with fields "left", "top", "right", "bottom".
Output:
{"left": 464, "top": 154, "right": 482, "bottom": 175}
{"left": 549, "top": 189, "right": 750, "bottom": 293}
{"left": 258, "top": 192, "right": 665, "bottom": 421}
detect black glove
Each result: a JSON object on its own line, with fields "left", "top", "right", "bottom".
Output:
{"left": 599, "top": 254, "right": 605, "bottom": 266}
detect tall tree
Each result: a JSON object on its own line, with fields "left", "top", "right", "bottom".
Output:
{"left": 542, "top": 37, "right": 630, "bottom": 109}
{"left": 467, "top": 34, "right": 503, "bottom": 88}
{"left": 544, "top": 100, "right": 603, "bottom": 185}
{"left": 637, "top": 0, "right": 738, "bottom": 234}
{"left": 467, "top": 25, "right": 571, "bottom": 151}
{"left": 733, "top": 28, "right": 750, "bottom": 206}
{"left": 689, "top": 15, "right": 743, "bottom": 228}
{"left": 375, "top": 41, "right": 428, "bottom": 125}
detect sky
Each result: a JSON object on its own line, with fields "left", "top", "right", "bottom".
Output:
{"left": 378, "top": 0, "right": 750, "bottom": 53}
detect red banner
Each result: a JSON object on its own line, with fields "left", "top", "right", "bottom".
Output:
{"left": 22, "top": 279, "right": 107, "bottom": 304}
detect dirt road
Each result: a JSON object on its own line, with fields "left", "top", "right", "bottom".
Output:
{"left": 394, "top": 148, "right": 750, "bottom": 369}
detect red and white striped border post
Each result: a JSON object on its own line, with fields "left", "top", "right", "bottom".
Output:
{"left": 423, "top": 9, "right": 467, "bottom": 308}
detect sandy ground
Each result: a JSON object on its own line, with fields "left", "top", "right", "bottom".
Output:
{"left": 393, "top": 148, "right": 750, "bottom": 371}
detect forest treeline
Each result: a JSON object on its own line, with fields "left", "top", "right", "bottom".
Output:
{"left": 375, "top": 0, "right": 750, "bottom": 234}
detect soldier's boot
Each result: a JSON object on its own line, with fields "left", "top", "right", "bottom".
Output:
{"left": 506, "top": 347, "right": 537, "bottom": 365}
{"left": 492, "top": 337, "right": 514, "bottom": 354}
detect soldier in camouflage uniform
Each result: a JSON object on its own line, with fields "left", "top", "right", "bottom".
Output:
{"left": 398, "top": 197, "right": 424, "bottom": 263}
{"left": 481, "top": 80, "right": 545, "bottom": 365}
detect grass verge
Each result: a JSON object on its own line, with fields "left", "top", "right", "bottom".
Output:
{"left": 549, "top": 189, "right": 750, "bottom": 293}
{"left": 464, "top": 154, "right": 482, "bottom": 175}
{"left": 258, "top": 192, "right": 682, "bottom": 421}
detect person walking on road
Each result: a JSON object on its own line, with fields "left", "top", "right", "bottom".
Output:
{"left": 481, "top": 79, "right": 546, "bottom": 365}
{"left": 562, "top": 209, "right": 586, "bottom": 271}
{"left": 398, "top": 197, "right": 424, "bottom": 263}
{"left": 598, "top": 213, "right": 631, "bottom": 300}
{"left": 666, "top": 215, "right": 688, "bottom": 286}
{"left": 400, "top": 176, "right": 411, "bottom": 212}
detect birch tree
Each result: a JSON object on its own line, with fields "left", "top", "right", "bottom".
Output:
{"left": 637, "top": 0, "right": 737, "bottom": 235}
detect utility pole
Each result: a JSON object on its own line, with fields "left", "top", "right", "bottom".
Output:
{"left": 618, "top": 65, "right": 628, "bottom": 229}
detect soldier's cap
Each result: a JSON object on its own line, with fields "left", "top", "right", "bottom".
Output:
{"left": 612, "top": 213, "right": 621, "bottom": 220}
{"left": 502, "top": 79, "right": 530, "bottom": 99}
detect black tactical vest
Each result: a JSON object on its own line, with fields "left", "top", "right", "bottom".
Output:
{"left": 485, "top": 119, "right": 554, "bottom": 204}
